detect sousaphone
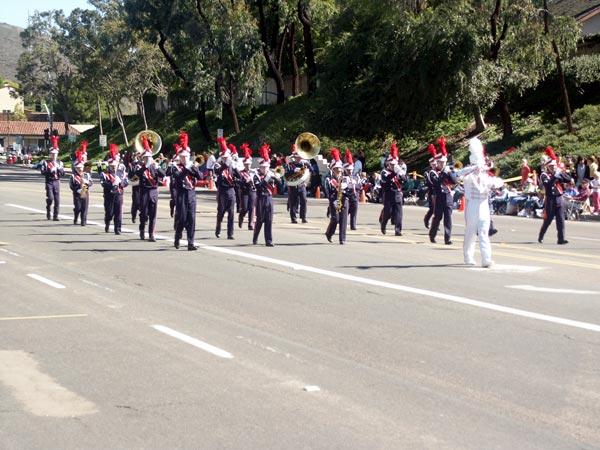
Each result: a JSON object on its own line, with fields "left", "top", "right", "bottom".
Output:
{"left": 286, "top": 132, "right": 320, "bottom": 186}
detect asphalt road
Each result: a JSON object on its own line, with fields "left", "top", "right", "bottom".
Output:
{"left": 1, "top": 164, "right": 599, "bottom": 450}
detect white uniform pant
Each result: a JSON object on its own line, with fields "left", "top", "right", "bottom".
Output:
{"left": 463, "top": 198, "right": 492, "bottom": 265}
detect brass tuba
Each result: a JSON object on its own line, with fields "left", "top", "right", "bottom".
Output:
{"left": 294, "top": 132, "right": 321, "bottom": 160}
{"left": 134, "top": 130, "right": 162, "bottom": 157}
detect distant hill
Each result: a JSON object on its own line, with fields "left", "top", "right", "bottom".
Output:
{"left": 0, "top": 23, "right": 24, "bottom": 83}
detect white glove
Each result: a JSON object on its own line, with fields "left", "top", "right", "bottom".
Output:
{"left": 77, "top": 189, "right": 82, "bottom": 194}
{"left": 114, "top": 176, "right": 121, "bottom": 184}
{"left": 333, "top": 200, "right": 340, "bottom": 208}
{"left": 50, "top": 165, "right": 57, "bottom": 173}
{"left": 554, "top": 170, "right": 561, "bottom": 177}
{"left": 274, "top": 172, "right": 281, "bottom": 179}
{"left": 444, "top": 166, "right": 451, "bottom": 173}
{"left": 294, "top": 167, "right": 300, "bottom": 173}
{"left": 186, "top": 161, "right": 193, "bottom": 169}
{"left": 264, "top": 172, "right": 272, "bottom": 182}
{"left": 225, "top": 158, "right": 233, "bottom": 167}
{"left": 394, "top": 164, "right": 401, "bottom": 174}
{"left": 341, "top": 182, "right": 348, "bottom": 190}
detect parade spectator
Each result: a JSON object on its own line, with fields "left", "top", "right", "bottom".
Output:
{"left": 520, "top": 158, "right": 530, "bottom": 187}
{"left": 564, "top": 180, "right": 578, "bottom": 197}
{"left": 588, "top": 156, "right": 597, "bottom": 180}
{"left": 574, "top": 155, "right": 590, "bottom": 187}
{"left": 591, "top": 172, "right": 600, "bottom": 215}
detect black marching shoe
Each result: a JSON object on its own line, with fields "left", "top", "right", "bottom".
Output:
{"left": 238, "top": 216, "right": 243, "bottom": 228}
{"left": 538, "top": 236, "right": 543, "bottom": 244}
{"left": 557, "top": 239, "right": 569, "bottom": 245}
{"left": 302, "top": 219, "right": 308, "bottom": 223}
{"left": 339, "top": 241, "right": 345, "bottom": 245}
{"left": 381, "top": 225, "right": 386, "bottom": 235}
{"left": 489, "top": 229, "right": 498, "bottom": 237}
{"left": 115, "top": 231, "right": 121, "bottom": 235}
{"left": 132, "top": 216, "right": 136, "bottom": 224}
{"left": 445, "top": 240, "right": 452, "bottom": 245}
{"left": 227, "top": 236, "right": 234, "bottom": 240}
{"left": 53, "top": 217, "right": 59, "bottom": 221}
{"left": 187, "top": 244, "right": 198, "bottom": 251}
{"left": 105, "top": 224, "right": 109, "bottom": 233}
{"left": 174, "top": 239, "right": 180, "bottom": 249}
{"left": 291, "top": 219, "right": 298, "bottom": 224}
{"left": 148, "top": 236, "right": 156, "bottom": 242}
{"left": 424, "top": 218, "right": 429, "bottom": 229}
{"left": 215, "top": 231, "right": 220, "bottom": 238}
{"left": 47, "top": 211, "right": 51, "bottom": 220}
{"left": 429, "top": 236, "right": 436, "bottom": 244}
{"left": 140, "top": 231, "right": 145, "bottom": 240}
{"left": 266, "top": 242, "right": 274, "bottom": 247}
{"left": 248, "top": 225, "right": 254, "bottom": 230}
{"left": 325, "top": 233, "right": 332, "bottom": 243}
{"left": 395, "top": 232, "right": 402, "bottom": 236}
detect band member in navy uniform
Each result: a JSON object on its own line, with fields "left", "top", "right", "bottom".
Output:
{"left": 214, "top": 137, "right": 240, "bottom": 239}
{"left": 285, "top": 146, "right": 311, "bottom": 223}
{"left": 343, "top": 150, "right": 361, "bottom": 231}
{"left": 238, "top": 143, "right": 256, "bottom": 230}
{"left": 423, "top": 143, "right": 438, "bottom": 229}
{"left": 173, "top": 148, "right": 203, "bottom": 250}
{"left": 69, "top": 151, "right": 92, "bottom": 226}
{"left": 41, "top": 135, "right": 65, "bottom": 221}
{"left": 166, "top": 143, "right": 182, "bottom": 229}
{"left": 538, "top": 147, "right": 571, "bottom": 245}
{"left": 127, "top": 148, "right": 142, "bottom": 223}
{"left": 380, "top": 142, "right": 407, "bottom": 236}
{"left": 325, "top": 149, "right": 349, "bottom": 244}
{"left": 136, "top": 136, "right": 166, "bottom": 242}
{"left": 252, "top": 143, "right": 281, "bottom": 246}
{"left": 101, "top": 144, "right": 128, "bottom": 234}
{"left": 429, "top": 143, "right": 455, "bottom": 245}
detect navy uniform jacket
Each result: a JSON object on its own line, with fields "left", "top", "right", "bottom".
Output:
{"left": 135, "top": 163, "right": 166, "bottom": 190}
{"left": 380, "top": 169, "right": 407, "bottom": 193}
{"left": 41, "top": 160, "right": 65, "bottom": 182}
{"left": 540, "top": 170, "right": 571, "bottom": 203}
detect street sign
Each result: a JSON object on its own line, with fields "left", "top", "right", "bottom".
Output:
{"left": 68, "top": 131, "right": 76, "bottom": 143}
{"left": 99, "top": 134, "right": 107, "bottom": 147}
{"left": 217, "top": 129, "right": 223, "bottom": 138}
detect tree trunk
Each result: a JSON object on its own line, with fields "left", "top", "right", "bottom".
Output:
{"left": 139, "top": 97, "right": 148, "bottom": 130}
{"left": 257, "top": 0, "right": 286, "bottom": 104}
{"left": 115, "top": 104, "right": 129, "bottom": 146}
{"left": 497, "top": 93, "right": 512, "bottom": 138}
{"left": 543, "top": 0, "right": 574, "bottom": 134}
{"left": 197, "top": 97, "right": 211, "bottom": 143}
{"left": 473, "top": 106, "right": 486, "bottom": 134}
{"left": 298, "top": 0, "right": 317, "bottom": 94}
{"left": 226, "top": 79, "right": 240, "bottom": 134}
{"left": 97, "top": 95, "right": 103, "bottom": 135}
{"left": 288, "top": 22, "right": 301, "bottom": 96}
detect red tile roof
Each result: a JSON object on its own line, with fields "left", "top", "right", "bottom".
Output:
{"left": 0, "top": 121, "right": 80, "bottom": 136}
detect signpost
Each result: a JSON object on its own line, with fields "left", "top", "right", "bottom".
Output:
{"left": 99, "top": 134, "right": 107, "bottom": 149}
{"left": 217, "top": 129, "right": 224, "bottom": 139}
{"left": 68, "top": 131, "right": 76, "bottom": 143}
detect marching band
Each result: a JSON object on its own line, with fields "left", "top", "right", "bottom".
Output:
{"left": 38, "top": 130, "right": 575, "bottom": 267}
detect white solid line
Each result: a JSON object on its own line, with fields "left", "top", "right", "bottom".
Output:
{"left": 507, "top": 285, "right": 600, "bottom": 295}
{"left": 571, "top": 236, "right": 600, "bottom": 242}
{"left": 152, "top": 325, "right": 234, "bottom": 359}
{"left": 27, "top": 273, "right": 66, "bottom": 289}
{"left": 202, "top": 245, "right": 600, "bottom": 334}
{"left": 0, "top": 261, "right": 5, "bottom": 264}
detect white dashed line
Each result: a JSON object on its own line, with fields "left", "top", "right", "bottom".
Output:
{"left": 27, "top": 274, "right": 66, "bottom": 289}
{"left": 507, "top": 285, "right": 600, "bottom": 295}
{"left": 152, "top": 325, "right": 234, "bottom": 359}
{"left": 0, "top": 248, "right": 21, "bottom": 257}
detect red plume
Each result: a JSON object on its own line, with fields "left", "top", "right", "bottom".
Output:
{"left": 240, "top": 143, "right": 252, "bottom": 160}
{"left": 437, "top": 136, "right": 447, "bottom": 156}
{"left": 227, "top": 143, "right": 237, "bottom": 155}
{"left": 81, "top": 140, "right": 88, "bottom": 154}
{"left": 544, "top": 146, "right": 557, "bottom": 161}
{"left": 50, "top": 135, "right": 59, "bottom": 149}
{"left": 390, "top": 142, "right": 398, "bottom": 160}
{"left": 259, "top": 142, "right": 271, "bottom": 162}
{"left": 141, "top": 135, "right": 151, "bottom": 151}
{"left": 428, "top": 144, "right": 437, "bottom": 159}
{"left": 75, "top": 149, "right": 84, "bottom": 163}
{"left": 173, "top": 143, "right": 182, "bottom": 155}
{"left": 109, "top": 143, "right": 119, "bottom": 160}
{"left": 344, "top": 149, "right": 354, "bottom": 165}
{"left": 330, "top": 148, "right": 341, "bottom": 162}
{"left": 179, "top": 131, "right": 189, "bottom": 149}
{"left": 217, "top": 137, "right": 228, "bottom": 154}
{"left": 291, "top": 144, "right": 297, "bottom": 153}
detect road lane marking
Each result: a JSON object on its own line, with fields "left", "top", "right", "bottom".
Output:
{"left": 467, "top": 264, "right": 543, "bottom": 273}
{"left": 152, "top": 325, "right": 234, "bottom": 359}
{"left": 80, "top": 279, "right": 114, "bottom": 292}
{"left": 0, "top": 248, "right": 21, "bottom": 257}
{"left": 507, "top": 285, "right": 600, "bottom": 295}
{"left": 27, "top": 273, "right": 66, "bottom": 289}
{"left": 0, "top": 314, "right": 87, "bottom": 321}
{"left": 202, "top": 245, "right": 600, "bottom": 333}
{"left": 493, "top": 251, "right": 600, "bottom": 269}
{"left": 0, "top": 261, "right": 5, "bottom": 264}
{"left": 0, "top": 350, "right": 97, "bottom": 417}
